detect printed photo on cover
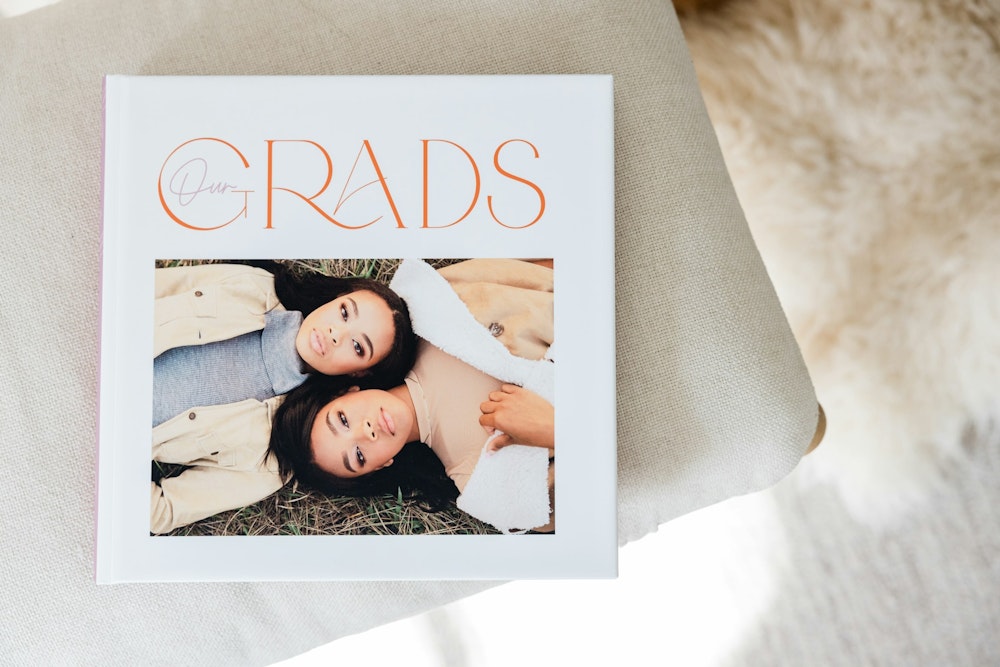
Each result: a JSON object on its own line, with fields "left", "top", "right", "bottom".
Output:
{"left": 150, "top": 258, "right": 555, "bottom": 537}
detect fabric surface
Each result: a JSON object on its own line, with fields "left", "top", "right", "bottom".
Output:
{"left": 0, "top": 0, "right": 817, "bottom": 664}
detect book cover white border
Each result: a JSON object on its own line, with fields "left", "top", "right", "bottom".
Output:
{"left": 97, "top": 75, "right": 615, "bottom": 582}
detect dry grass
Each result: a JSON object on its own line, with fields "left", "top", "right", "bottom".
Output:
{"left": 154, "top": 257, "right": 499, "bottom": 537}
{"left": 164, "top": 482, "right": 498, "bottom": 536}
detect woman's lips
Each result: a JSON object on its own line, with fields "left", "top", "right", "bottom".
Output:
{"left": 310, "top": 329, "right": 325, "bottom": 356}
{"left": 379, "top": 407, "right": 396, "bottom": 436}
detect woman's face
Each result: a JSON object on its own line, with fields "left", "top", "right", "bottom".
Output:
{"left": 310, "top": 387, "right": 411, "bottom": 478}
{"left": 295, "top": 290, "right": 395, "bottom": 376}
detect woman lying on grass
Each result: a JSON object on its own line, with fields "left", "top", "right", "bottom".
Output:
{"left": 268, "top": 340, "right": 556, "bottom": 531}
{"left": 268, "top": 258, "right": 557, "bottom": 533}
{"left": 150, "top": 261, "right": 416, "bottom": 534}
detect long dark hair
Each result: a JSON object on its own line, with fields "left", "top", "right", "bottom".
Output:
{"left": 268, "top": 375, "right": 459, "bottom": 512}
{"left": 237, "top": 260, "right": 416, "bottom": 389}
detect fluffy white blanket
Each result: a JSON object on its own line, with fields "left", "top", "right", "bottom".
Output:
{"left": 681, "top": 0, "right": 1000, "bottom": 521}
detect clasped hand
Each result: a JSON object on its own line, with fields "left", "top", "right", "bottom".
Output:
{"left": 479, "top": 384, "right": 554, "bottom": 452}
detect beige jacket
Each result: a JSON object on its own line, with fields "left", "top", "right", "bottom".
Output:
{"left": 436, "top": 259, "right": 553, "bottom": 360}
{"left": 153, "top": 263, "right": 281, "bottom": 355}
{"left": 150, "top": 264, "right": 286, "bottom": 534}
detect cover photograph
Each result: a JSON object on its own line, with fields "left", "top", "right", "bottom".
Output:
{"left": 98, "top": 75, "right": 615, "bottom": 582}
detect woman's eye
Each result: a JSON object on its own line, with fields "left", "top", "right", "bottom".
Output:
{"left": 353, "top": 340, "right": 364, "bottom": 357}
{"left": 340, "top": 304, "right": 348, "bottom": 321}
{"left": 338, "top": 411, "right": 348, "bottom": 428}
{"left": 356, "top": 447, "right": 365, "bottom": 467}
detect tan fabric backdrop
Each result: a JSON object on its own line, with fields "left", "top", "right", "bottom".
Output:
{"left": 0, "top": 0, "right": 816, "bottom": 663}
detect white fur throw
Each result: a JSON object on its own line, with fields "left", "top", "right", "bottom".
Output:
{"left": 681, "top": 0, "right": 1000, "bottom": 522}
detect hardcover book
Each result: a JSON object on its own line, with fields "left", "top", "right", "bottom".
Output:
{"left": 97, "top": 75, "right": 615, "bottom": 582}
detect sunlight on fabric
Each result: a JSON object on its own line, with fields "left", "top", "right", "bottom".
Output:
{"left": 276, "top": 490, "right": 787, "bottom": 666}
{"left": 0, "top": 0, "right": 59, "bottom": 17}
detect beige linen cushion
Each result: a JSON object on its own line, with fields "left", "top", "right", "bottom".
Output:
{"left": 0, "top": 0, "right": 817, "bottom": 663}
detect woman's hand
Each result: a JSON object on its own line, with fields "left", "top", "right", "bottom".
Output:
{"left": 479, "top": 384, "right": 554, "bottom": 451}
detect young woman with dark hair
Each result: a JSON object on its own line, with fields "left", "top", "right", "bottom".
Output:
{"left": 153, "top": 262, "right": 417, "bottom": 426}
{"left": 268, "top": 374, "right": 461, "bottom": 512}
{"left": 268, "top": 339, "right": 556, "bottom": 530}
{"left": 269, "top": 265, "right": 415, "bottom": 389}
{"left": 150, "top": 261, "right": 417, "bottom": 534}
{"left": 267, "top": 257, "right": 557, "bottom": 532}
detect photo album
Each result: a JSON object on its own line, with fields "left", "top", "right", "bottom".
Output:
{"left": 97, "top": 75, "right": 615, "bottom": 582}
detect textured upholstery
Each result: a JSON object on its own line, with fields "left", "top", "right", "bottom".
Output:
{"left": 0, "top": 1, "right": 816, "bottom": 663}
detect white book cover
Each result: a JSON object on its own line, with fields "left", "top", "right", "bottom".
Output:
{"left": 97, "top": 75, "right": 615, "bottom": 582}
